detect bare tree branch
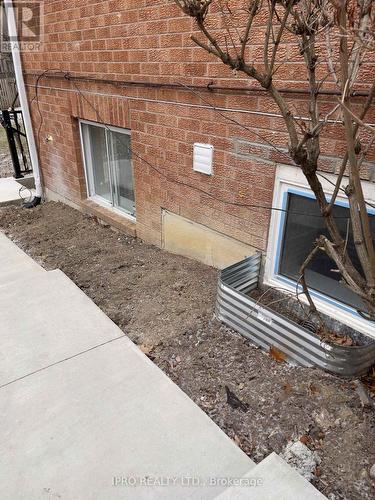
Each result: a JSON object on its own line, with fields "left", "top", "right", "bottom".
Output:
{"left": 174, "top": 0, "right": 375, "bottom": 321}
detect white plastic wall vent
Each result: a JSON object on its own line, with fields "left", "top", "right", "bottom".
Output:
{"left": 193, "top": 143, "right": 214, "bottom": 175}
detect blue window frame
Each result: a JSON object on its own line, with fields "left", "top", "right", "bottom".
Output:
{"left": 274, "top": 188, "right": 375, "bottom": 316}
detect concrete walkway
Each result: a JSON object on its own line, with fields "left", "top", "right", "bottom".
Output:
{"left": 0, "top": 176, "right": 35, "bottom": 206}
{"left": 0, "top": 232, "right": 325, "bottom": 499}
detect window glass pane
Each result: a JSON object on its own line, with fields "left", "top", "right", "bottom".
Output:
{"left": 108, "top": 130, "right": 135, "bottom": 214}
{"left": 82, "top": 123, "right": 111, "bottom": 203}
{"left": 279, "top": 193, "right": 375, "bottom": 309}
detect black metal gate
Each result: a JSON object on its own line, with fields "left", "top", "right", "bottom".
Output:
{"left": 0, "top": 108, "right": 32, "bottom": 178}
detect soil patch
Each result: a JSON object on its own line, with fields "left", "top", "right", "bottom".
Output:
{"left": 249, "top": 287, "right": 371, "bottom": 347}
{"left": 1, "top": 202, "right": 374, "bottom": 499}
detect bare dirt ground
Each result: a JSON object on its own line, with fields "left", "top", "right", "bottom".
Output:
{"left": 1, "top": 202, "right": 374, "bottom": 499}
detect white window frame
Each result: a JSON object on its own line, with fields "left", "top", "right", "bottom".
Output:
{"left": 264, "top": 164, "right": 375, "bottom": 339}
{"left": 79, "top": 119, "right": 136, "bottom": 221}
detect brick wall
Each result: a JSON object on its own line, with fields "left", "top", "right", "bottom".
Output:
{"left": 22, "top": 0, "right": 375, "bottom": 253}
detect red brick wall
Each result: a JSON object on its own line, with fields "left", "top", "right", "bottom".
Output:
{"left": 24, "top": 1, "right": 375, "bottom": 89}
{"left": 22, "top": 0, "right": 375, "bottom": 250}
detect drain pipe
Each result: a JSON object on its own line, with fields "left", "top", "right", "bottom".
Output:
{"left": 5, "top": 0, "right": 42, "bottom": 207}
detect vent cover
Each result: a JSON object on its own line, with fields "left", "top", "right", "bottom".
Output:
{"left": 193, "top": 143, "right": 213, "bottom": 175}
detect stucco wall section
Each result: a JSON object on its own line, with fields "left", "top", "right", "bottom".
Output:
{"left": 162, "top": 210, "right": 256, "bottom": 269}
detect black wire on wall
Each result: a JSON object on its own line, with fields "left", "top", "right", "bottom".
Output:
{"left": 31, "top": 69, "right": 374, "bottom": 219}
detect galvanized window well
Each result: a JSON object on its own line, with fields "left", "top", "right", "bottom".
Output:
{"left": 216, "top": 252, "right": 375, "bottom": 377}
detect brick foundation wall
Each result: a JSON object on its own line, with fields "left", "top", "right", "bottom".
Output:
{"left": 21, "top": 0, "right": 375, "bottom": 253}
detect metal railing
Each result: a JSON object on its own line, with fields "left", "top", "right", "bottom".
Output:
{"left": 0, "top": 56, "right": 18, "bottom": 110}
{"left": 0, "top": 108, "right": 32, "bottom": 178}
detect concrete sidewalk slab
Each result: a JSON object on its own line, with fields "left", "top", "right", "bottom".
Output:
{"left": 0, "top": 269, "right": 129, "bottom": 386}
{"left": 0, "top": 233, "right": 325, "bottom": 500}
{"left": 215, "top": 453, "right": 326, "bottom": 499}
{"left": 0, "top": 177, "right": 24, "bottom": 206}
{"left": 0, "top": 338, "right": 254, "bottom": 500}
{"left": 0, "top": 231, "right": 45, "bottom": 286}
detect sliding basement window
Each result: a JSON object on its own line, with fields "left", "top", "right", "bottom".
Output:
{"left": 80, "top": 120, "right": 135, "bottom": 217}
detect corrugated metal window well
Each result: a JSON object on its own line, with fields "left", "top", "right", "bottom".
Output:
{"left": 216, "top": 252, "right": 375, "bottom": 378}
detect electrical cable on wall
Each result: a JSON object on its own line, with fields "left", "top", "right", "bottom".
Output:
{"left": 32, "top": 69, "right": 372, "bottom": 219}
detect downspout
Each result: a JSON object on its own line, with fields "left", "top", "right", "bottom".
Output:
{"left": 4, "top": 0, "right": 42, "bottom": 207}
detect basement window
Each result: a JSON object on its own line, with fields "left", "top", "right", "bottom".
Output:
{"left": 80, "top": 120, "right": 135, "bottom": 217}
{"left": 264, "top": 165, "right": 375, "bottom": 335}
{"left": 279, "top": 192, "right": 375, "bottom": 310}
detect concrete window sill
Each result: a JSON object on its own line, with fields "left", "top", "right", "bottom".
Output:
{"left": 80, "top": 199, "right": 136, "bottom": 238}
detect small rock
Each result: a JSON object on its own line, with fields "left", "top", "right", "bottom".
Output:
{"left": 370, "top": 463, "right": 375, "bottom": 480}
{"left": 234, "top": 434, "right": 241, "bottom": 446}
{"left": 360, "top": 468, "right": 368, "bottom": 479}
{"left": 172, "top": 281, "right": 185, "bottom": 292}
{"left": 281, "top": 441, "right": 321, "bottom": 482}
{"left": 313, "top": 408, "right": 334, "bottom": 431}
{"left": 354, "top": 380, "right": 375, "bottom": 409}
{"left": 139, "top": 344, "right": 154, "bottom": 359}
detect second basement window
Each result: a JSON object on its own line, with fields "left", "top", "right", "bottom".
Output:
{"left": 278, "top": 192, "right": 375, "bottom": 310}
{"left": 80, "top": 120, "right": 135, "bottom": 217}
